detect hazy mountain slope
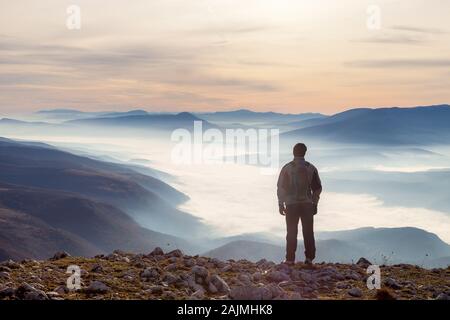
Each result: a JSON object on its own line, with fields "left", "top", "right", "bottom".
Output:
{"left": 0, "top": 183, "right": 199, "bottom": 260}
{"left": 204, "top": 240, "right": 284, "bottom": 262}
{"left": 35, "top": 109, "right": 154, "bottom": 121}
{"left": 428, "top": 256, "right": 450, "bottom": 269}
{"left": 205, "top": 227, "right": 450, "bottom": 268}
{"left": 0, "top": 137, "right": 185, "bottom": 202}
{"left": 203, "top": 239, "right": 363, "bottom": 263}
{"left": 197, "top": 109, "right": 325, "bottom": 124}
{"left": 318, "top": 227, "right": 450, "bottom": 264}
{"left": 66, "top": 112, "right": 215, "bottom": 130}
{"left": 324, "top": 169, "right": 450, "bottom": 213}
{"left": 0, "top": 137, "right": 207, "bottom": 259}
{"left": 207, "top": 232, "right": 284, "bottom": 248}
{"left": 33, "top": 109, "right": 145, "bottom": 122}
{"left": 283, "top": 105, "right": 450, "bottom": 145}
{"left": 282, "top": 108, "right": 370, "bottom": 129}
{"left": 0, "top": 208, "right": 100, "bottom": 261}
{"left": 0, "top": 118, "right": 60, "bottom": 132}
{"left": 0, "top": 138, "right": 203, "bottom": 236}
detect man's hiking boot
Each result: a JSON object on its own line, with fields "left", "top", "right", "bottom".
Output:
{"left": 304, "top": 258, "right": 313, "bottom": 266}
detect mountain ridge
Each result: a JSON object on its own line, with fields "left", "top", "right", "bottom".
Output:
{"left": 283, "top": 104, "right": 450, "bottom": 145}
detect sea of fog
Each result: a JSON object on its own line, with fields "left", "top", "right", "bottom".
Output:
{"left": 6, "top": 133, "right": 450, "bottom": 244}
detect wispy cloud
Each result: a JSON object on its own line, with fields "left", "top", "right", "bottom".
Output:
{"left": 391, "top": 25, "right": 448, "bottom": 35}
{"left": 1, "top": 0, "right": 450, "bottom": 112}
{"left": 353, "top": 35, "right": 426, "bottom": 45}
{"left": 345, "top": 59, "right": 450, "bottom": 69}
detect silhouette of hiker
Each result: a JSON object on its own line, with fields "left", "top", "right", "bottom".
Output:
{"left": 277, "top": 143, "right": 322, "bottom": 265}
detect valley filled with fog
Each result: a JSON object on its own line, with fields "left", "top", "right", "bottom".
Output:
{"left": 1, "top": 106, "right": 450, "bottom": 266}
{"left": 4, "top": 108, "right": 450, "bottom": 243}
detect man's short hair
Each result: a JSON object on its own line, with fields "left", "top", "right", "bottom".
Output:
{"left": 293, "top": 143, "right": 307, "bottom": 157}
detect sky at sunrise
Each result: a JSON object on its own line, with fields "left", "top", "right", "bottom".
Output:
{"left": 1, "top": 0, "right": 450, "bottom": 114}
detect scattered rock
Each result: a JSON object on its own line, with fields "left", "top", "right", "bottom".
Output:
{"left": 300, "top": 271, "right": 314, "bottom": 283}
{"left": 184, "top": 258, "right": 196, "bottom": 267}
{"left": 167, "top": 257, "right": 178, "bottom": 264}
{"left": 91, "top": 264, "right": 103, "bottom": 273}
{"left": 167, "top": 249, "right": 183, "bottom": 258}
{"left": 85, "top": 281, "right": 111, "bottom": 294}
{"left": 209, "top": 275, "right": 230, "bottom": 294}
{"left": 141, "top": 267, "right": 160, "bottom": 281}
{"left": 258, "top": 260, "right": 276, "bottom": 269}
{"left": 149, "top": 247, "right": 164, "bottom": 256}
{"left": 384, "top": 277, "right": 402, "bottom": 290}
{"left": 336, "top": 282, "right": 351, "bottom": 289}
{"left": 190, "top": 289, "right": 205, "bottom": 299}
{"left": 207, "top": 282, "right": 218, "bottom": 294}
{"left": 16, "top": 283, "right": 49, "bottom": 300}
{"left": 345, "top": 271, "right": 361, "bottom": 281}
{"left": 266, "top": 283, "right": 285, "bottom": 299}
{"left": 54, "top": 285, "right": 69, "bottom": 295}
{"left": 356, "top": 257, "right": 372, "bottom": 268}
{"left": 147, "top": 285, "right": 164, "bottom": 294}
{"left": 289, "top": 292, "right": 303, "bottom": 300}
{"left": 211, "top": 258, "right": 226, "bottom": 268}
{"left": 192, "top": 265, "right": 209, "bottom": 279}
{"left": 436, "top": 293, "right": 450, "bottom": 300}
{"left": 106, "top": 253, "right": 120, "bottom": 261}
{"left": 0, "top": 266, "right": 11, "bottom": 273}
{"left": 348, "top": 287, "right": 363, "bottom": 298}
{"left": 187, "top": 275, "right": 203, "bottom": 292}
{"left": 267, "top": 270, "right": 290, "bottom": 283}
{"left": 221, "top": 265, "right": 233, "bottom": 272}
{"left": 0, "top": 250, "right": 445, "bottom": 301}
{"left": 161, "top": 291, "right": 177, "bottom": 300}
{"left": 165, "top": 263, "right": 178, "bottom": 272}
{"left": 230, "top": 285, "right": 272, "bottom": 300}
{"left": 375, "top": 288, "right": 396, "bottom": 300}
{"left": 162, "top": 273, "right": 179, "bottom": 285}
{"left": 0, "top": 260, "right": 22, "bottom": 269}
{"left": 121, "top": 271, "right": 135, "bottom": 281}
{"left": 196, "top": 257, "right": 208, "bottom": 266}
{"left": 46, "top": 291, "right": 60, "bottom": 299}
{"left": 51, "top": 251, "right": 70, "bottom": 260}
{"left": 0, "top": 287, "right": 15, "bottom": 299}
{"left": 238, "top": 273, "right": 252, "bottom": 284}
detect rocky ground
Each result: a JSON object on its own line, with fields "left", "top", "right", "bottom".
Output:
{"left": 1, "top": 248, "right": 449, "bottom": 300}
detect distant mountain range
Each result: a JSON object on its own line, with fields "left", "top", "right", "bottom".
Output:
{"left": 0, "top": 111, "right": 214, "bottom": 133}
{"left": 204, "top": 239, "right": 364, "bottom": 264}
{"left": 3, "top": 104, "right": 450, "bottom": 144}
{"left": 196, "top": 109, "right": 325, "bottom": 124}
{"left": 204, "top": 227, "right": 450, "bottom": 268}
{"left": 34, "top": 109, "right": 151, "bottom": 121}
{"left": 283, "top": 104, "right": 450, "bottom": 145}
{"left": 65, "top": 112, "right": 215, "bottom": 131}
{"left": 323, "top": 169, "right": 450, "bottom": 213}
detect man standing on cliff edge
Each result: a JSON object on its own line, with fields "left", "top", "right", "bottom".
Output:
{"left": 277, "top": 143, "right": 322, "bottom": 266}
